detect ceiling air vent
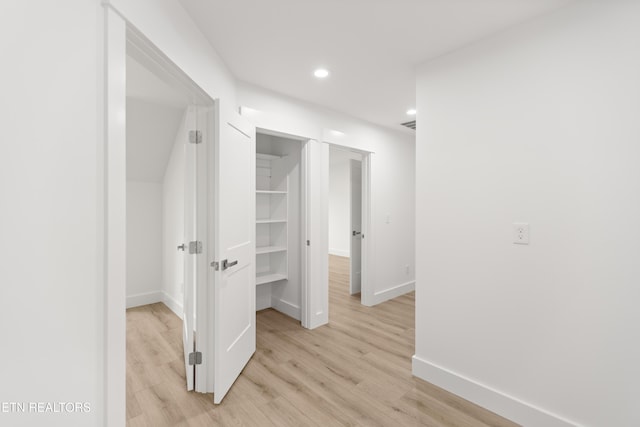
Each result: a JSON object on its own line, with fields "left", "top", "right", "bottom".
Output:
{"left": 400, "top": 120, "right": 416, "bottom": 130}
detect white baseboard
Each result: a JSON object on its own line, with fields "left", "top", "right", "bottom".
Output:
{"left": 366, "top": 280, "right": 415, "bottom": 306}
{"left": 329, "top": 248, "right": 350, "bottom": 257}
{"left": 411, "top": 355, "right": 579, "bottom": 427}
{"left": 162, "top": 292, "right": 183, "bottom": 319}
{"left": 272, "top": 298, "right": 301, "bottom": 321}
{"left": 126, "top": 291, "right": 163, "bottom": 308}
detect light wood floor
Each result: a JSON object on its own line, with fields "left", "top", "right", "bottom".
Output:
{"left": 126, "top": 255, "right": 519, "bottom": 426}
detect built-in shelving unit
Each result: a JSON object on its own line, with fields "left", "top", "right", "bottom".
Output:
{"left": 255, "top": 151, "right": 288, "bottom": 287}
{"left": 254, "top": 133, "right": 303, "bottom": 320}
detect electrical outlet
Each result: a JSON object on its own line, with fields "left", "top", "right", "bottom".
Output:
{"left": 513, "top": 223, "right": 529, "bottom": 245}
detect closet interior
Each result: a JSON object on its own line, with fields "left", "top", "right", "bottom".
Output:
{"left": 255, "top": 132, "right": 303, "bottom": 321}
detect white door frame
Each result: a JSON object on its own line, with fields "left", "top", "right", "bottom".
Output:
{"left": 360, "top": 152, "right": 374, "bottom": 306}
{"left": 101, "top": 5, "right": 216, "bottom": 424}
{"left": 102, "top": 9, "right": 127, "bottom": 425}
{"left": 302, "top": 139, "right": 330, "bottom": 328}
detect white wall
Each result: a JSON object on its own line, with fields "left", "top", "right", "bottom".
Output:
{"left": 238, "top": 83, "right": 416, "bottom": 306}
{"left": 329, "top": 148, "right": 361, "bottom": 257}
{"left": 162, "top": 111, "right": 191, "bottom": 317}
{"left": 125, "top": 96, "right": 184, "bottom": 309}
{"left": 126, "top": 182, "right": 163, "bottom": 307}
{"left": 414, "top": 2, "right": 640, "bottom": 426}
{"left": 162, "top": 110, "right": 188, "bottom": 316}
{"left": 125, "top": 103, "right": 187, "bottom": 316}
{"left": 0, "top": 0, "right": 101, "bottom": 425}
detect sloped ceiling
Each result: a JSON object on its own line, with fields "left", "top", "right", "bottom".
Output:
{"left": 126, "top": 55, "right": 186, "bottom": 183}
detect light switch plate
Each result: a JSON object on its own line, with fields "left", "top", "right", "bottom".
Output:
{"left": 513, "top": 223, "right": 529, "bottom": 245}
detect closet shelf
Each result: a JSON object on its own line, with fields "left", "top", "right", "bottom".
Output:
{"left": 256, "top": 246, "right": 287, "bottom": 255}
{"left": 256, "top": 219, "right": 287, "bottom": 224}
{"left": 256, "top": 190, "right": 287, "bottom": 194}
{"left": 256, "top": 273, "right": 287, "bottom": 286}
{"left": 256, "top": 153, "right": 282, "bottom": 160}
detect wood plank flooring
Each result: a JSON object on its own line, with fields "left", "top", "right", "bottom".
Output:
{"left": 126, "top": 255, "right": 519, "bottom": 426}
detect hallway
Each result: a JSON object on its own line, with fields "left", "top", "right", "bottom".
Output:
{"left": 126, "top": 256, "right": 517, "bottom": 426}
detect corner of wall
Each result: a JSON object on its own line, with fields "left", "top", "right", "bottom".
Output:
{"left": 271, "top": 297, "right": 301, "bottom": 321}
{"left": 126, "top": 291, "right": 163, "bottom": 309}
{"left": 162, "top": 292, "right": 183, "bottom": 319}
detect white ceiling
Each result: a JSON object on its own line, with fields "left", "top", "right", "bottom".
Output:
{"left": 178, "top": 0, "right": 572, "bottom": 133}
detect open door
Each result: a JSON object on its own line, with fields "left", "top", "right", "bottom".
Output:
{"left": 212, "top": 102, "right": 256, "bottom": 403}
{"left": 182, "top": 105, "right": 199, "bottom": 391}
{"left": 350, "top": 159, "right": 362, "bottom": 295}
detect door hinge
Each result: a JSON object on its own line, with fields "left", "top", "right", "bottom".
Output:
{"left": 188, "top": 351, "right": 202, "bottom": 365}
{"left": 189, "top": 241, "right": 202, "bottom": 254}
{"left": 189, "top": 130, "right": 202, "bottom": 144}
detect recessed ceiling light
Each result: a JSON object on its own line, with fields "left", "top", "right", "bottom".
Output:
{"left": 406, "top": 109, "right": 417, "bottom": 116}
{"left": 314, "top": 68, "right": 330, "bottom": 79}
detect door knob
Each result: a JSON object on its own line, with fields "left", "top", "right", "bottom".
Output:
{"left": 177, "top": 244, "right": 186, "bottom": 251}
{"left": 222, "top": 259, "right": 238, "bottom": 270}
{"left": 352, "top": 231, "right": 361, "bottom": 236}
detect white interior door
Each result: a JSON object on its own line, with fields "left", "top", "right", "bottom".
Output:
{"left": 213, "top": 102, "right": 256, "bottom": 403}
{"left": 182, "top": 106, "right": 198, "bottom": 391}
{"left": 350, "top": 160, "right": 362, "bottom": 295}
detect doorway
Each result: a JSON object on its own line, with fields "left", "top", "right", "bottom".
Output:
{"left": 125, "top": 31, "right": 211, "bottom": 398}
{"left": 108, "top": 17, "right": 258, "bottom": 414}
{"left": 255, "top": 131, "right": 306, "bottom": 319}
{"left": 328, "top": 145, "right": 364, "bottom": 304}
